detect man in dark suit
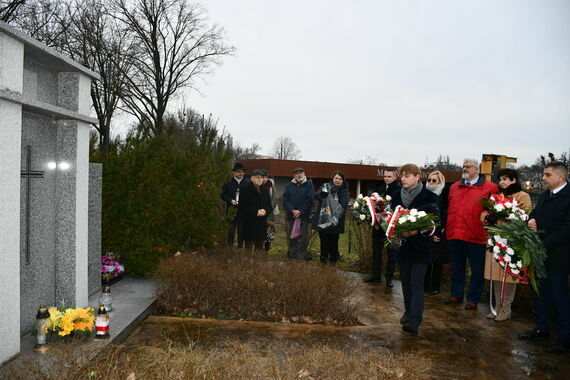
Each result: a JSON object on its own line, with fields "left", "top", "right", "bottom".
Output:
{"left": 519, "top": 161, "right": 570, "bottom": 353}
{"left": 364, "top": 169, "right": 401, "bottom": 286}
{"left": 221, "top": 163, "right": 250, "bottom": 248}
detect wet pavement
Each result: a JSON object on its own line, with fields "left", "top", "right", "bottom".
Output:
{"left": 125, "top": 274, "right": 570, "bottom": 379}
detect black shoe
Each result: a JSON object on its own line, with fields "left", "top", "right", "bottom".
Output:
{"left": 428, "top": 290, "right": 440, "bottom": 295}
{"left": 363, "top": 276, "right": 381, "bottom": 283}
{"left": 518, "top": 328, "right": 551, "bottom": 340}
{"left": 547, "top": 342, "right": 570, "bottom": 353}
{"left": 385, "top": 279, "right": 394, "bottom": 288}
{"left": 399, "top": 314, "right": 409, "bottom": 325}
{"left": 402, "top": 324, "right": 418, "bottom": 337}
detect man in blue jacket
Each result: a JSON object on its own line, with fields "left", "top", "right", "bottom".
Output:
{"left": 519, "top": 161, "right": 570, "bottom": 353}
{"left": 283, "top": 168, "right": 314, "bottom": 260}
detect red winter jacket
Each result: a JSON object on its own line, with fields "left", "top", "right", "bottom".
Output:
{"left": 446, "top": 176, "right": 498, "bottom": 244}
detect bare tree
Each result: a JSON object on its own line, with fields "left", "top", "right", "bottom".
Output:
{"left": 424, "top": 155, "right": 461, "bottom": 171}
{"left": 59, "top": 0, "right": 136, "bottom": 152}
{"left": 10, "top": 0, "right": 71, "bottom": 48}
{"left": 347, "top": 156, "right": 385, "bottom": 165}
{"left": 271, "top": 136, "right": 301, "bottom": 160}
{"left": 1, "top": 0, "right": 26, "bottom": 22}
{"left": 232, "top": 142, "right": 261, "bottom": 160}
{"left": 112, "top": 0, "right": 235, "bottom": 136}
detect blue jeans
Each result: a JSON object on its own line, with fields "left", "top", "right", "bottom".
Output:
{"left": 535, "top": 272, "right": 570, "bottom": 342}
{"left": 399, "top": 263, "right": 428, "bottom": 327}
{"left": 449, "top": 239, "right": 486, "bottom": 303}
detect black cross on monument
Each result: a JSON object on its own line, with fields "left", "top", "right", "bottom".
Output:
{"left": 21, "top": 145, "right": 44, "bottom": 265}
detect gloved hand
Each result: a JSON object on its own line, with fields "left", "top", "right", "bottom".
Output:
{"left": 320, "top": 190, "right": 329, "bottom": 198}
{"left": 484, "top": 214, "right": 498, "bottom": 225}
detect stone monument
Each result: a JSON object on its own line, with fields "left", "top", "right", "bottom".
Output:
{"left": 0, "top": 21, "right": 100, "bottom": 364}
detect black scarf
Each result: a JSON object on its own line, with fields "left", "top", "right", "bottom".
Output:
{"left": 500, "top": 182, "right": 522, "bottom": 197}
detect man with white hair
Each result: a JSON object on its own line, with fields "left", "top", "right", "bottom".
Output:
{"left": 446, "top": 158, "right": 498, "bottom": 310}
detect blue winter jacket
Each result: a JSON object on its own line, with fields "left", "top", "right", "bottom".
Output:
{"left": 282, "top": 179, "right": 314, "bottom": 221}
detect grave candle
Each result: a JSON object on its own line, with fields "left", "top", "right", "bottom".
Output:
{"left": 34, "top": 305, "right": 50, "bottom": 352}
{"left": 94, "top": 305, "right": 110, "bottom": 339}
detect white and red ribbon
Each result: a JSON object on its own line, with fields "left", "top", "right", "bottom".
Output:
{"left": 385, "top": 205, "right": 403, "bottom": 238}
{"left": 366, "top": 197, "right": 378, "bottom": 227}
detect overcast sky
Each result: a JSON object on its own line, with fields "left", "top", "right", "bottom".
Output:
{"left": 182, "top": 0, "right": 570, "bottom": 166}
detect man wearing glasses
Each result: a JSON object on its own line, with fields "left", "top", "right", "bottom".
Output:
{"left": 446, "top": 158, "right": 498, "bottom": 310}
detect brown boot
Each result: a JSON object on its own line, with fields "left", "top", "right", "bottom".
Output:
{"left": 495, "top": 283, "right": 516, "bottom": 322}
{"left": 495, "top": 307, "right": 511, "bottom": 321}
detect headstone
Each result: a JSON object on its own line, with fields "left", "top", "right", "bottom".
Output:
{"left": 89, "top": 163, "right": 103, "bottom": 296}
{"left": 0, "top": 21, "right": 100, "bottom": 365}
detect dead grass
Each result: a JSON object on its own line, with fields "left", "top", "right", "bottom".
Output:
{"left": 153, "top": 248, "right": 359, "bottom": 325}
{"left": 1, "top": 339, "right": 432, "bottom": 379}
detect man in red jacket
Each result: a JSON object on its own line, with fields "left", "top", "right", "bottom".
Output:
{"left": 446, "top": 158, "right": 498, "bottom": 310}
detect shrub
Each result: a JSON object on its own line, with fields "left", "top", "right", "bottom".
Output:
{"left": 154, "top": 248, "right": 359, "bottom": 325}
{"left": 91, "top": 113, "right": 233, "bottom": 276}
{"left": 347, "top": 216, "right": 373, "bottom": 272}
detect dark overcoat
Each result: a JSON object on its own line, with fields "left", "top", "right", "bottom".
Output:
{"left": 238, "top": 182, "right": 272, "bottom": 242}
{"left": 312, "top": 182, "right": 350, "bottom": 234}
{"left": 391, "top": 186, "right": 440, "bottom": 265}
{"left": 432, "top": 185, "right": 450, "bottom": 264}
{"left": 530, "top": 183, "right": 570, "bottom": 272}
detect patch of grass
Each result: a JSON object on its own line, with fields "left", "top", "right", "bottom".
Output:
{"left": 2, "top": 339, "right": 432, "bottom": 379}
{"left": 154, "top": 248, "right": 360, "bottom": 325}
{"left": 268, "top": 214, "right": 363, "bottom": 272}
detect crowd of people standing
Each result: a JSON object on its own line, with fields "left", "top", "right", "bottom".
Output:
{"left": 220, "top": 159, "right": 570, "bottom": 352}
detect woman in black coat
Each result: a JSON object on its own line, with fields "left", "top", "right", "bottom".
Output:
{"left": 423, "top": 170, "right": 450, "bottom": 295}
{"left": 312, "top": 171, "right": 350, "bottom": 264}
{"left": 238, "top": 170, "right": 272, "bottom": 251}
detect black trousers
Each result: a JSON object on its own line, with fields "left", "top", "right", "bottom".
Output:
{"left": 371, "top": 228, "right": 396, "bottom": 280}
{"left": 400, "top": 263, "right": 428, "bottom": 327}
{"left": 424, "top": 263, "right": 443, "bottom": 293}
{"left": 244, "top": 241, "right": 264, "bottom": 251}
{"left": 226, "top": 216, "right": 244, "bottom": 248}
{"left": 319, "top": 232, "right": 340, "bottom": 263}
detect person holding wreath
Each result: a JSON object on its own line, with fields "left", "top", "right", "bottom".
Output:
{"left": 391, "top": 164, "right": 440, "bottom": 337}
{"left": 481, "top": 168, "right": 531, "bottom": 322}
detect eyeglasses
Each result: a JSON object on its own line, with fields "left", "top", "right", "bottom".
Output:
{"left": 427, "top": 178, "right": 439, "bottom": 183}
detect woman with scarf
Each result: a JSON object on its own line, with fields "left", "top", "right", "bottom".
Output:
{"left": 391, "top": 164, "right": 440, "bottom": 337}
{"left": 424, "top": 170, "right": 450, "bottom": 295}
{"left": 312, "top": 171, "right": 349, "bottom": 264}
{"left": 481, "top": 168, "right": 531, "bottom": 321}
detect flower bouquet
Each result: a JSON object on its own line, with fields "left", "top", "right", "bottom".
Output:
{"left": 101, "top": 253, "right": 125, "bottom": 285}
{"left": 352, "top": 193, "right": 392, "bottom": 230}
{"left": 486, "top": 219, "right": 547, "bottom": 293}
{"left": 383, "top": 205, "right": 438, "bottom": 250}
{"left": 481, "top": 193, "right": 529, "bottom": 222}
{"left": 46, "top": 305, "right": 95, "bottom": 338}
{"left": 481, "top": 192, "right": 546, "bottom": 293}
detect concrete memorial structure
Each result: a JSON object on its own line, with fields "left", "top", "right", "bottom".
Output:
{"left": 0, "top": 22, "right": 100, "bottom": 364}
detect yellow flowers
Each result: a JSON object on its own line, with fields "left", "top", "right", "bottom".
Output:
{"left": 47, "top": 306, "right": 95, "bottom": 336}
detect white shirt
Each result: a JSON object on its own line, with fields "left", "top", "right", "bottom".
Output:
{"left": 234, "top": 177, "right": 243, "bottom": 184}
{"left": 552, "top": 182, "right": 567, "bottom": 195}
